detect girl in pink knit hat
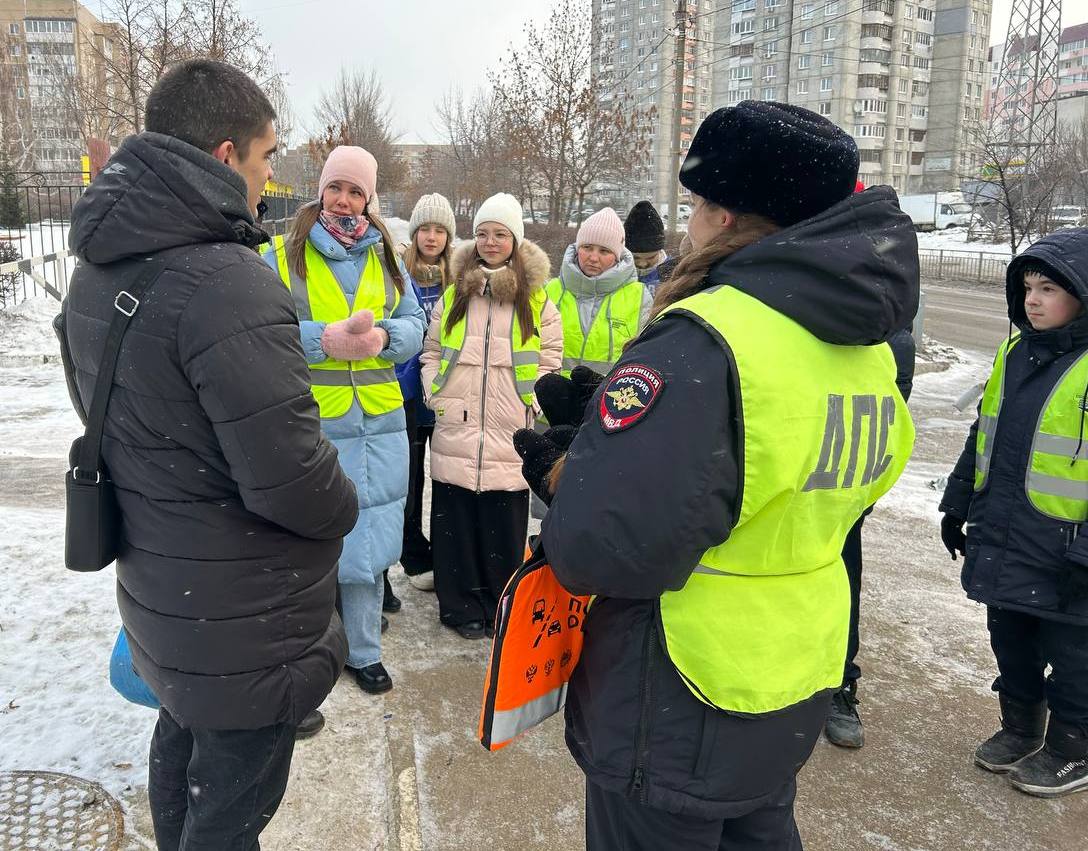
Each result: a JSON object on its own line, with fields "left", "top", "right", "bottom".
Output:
{"left": 263, "top": 146, "right": 427, "bottom": 699}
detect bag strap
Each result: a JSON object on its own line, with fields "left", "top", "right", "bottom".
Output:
{"left": 73, "top": 259, "right": 167, "bottom": 482}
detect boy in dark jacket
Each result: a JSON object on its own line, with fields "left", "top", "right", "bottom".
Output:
{"left": 940, "top": 228, "right": 1088, "bottom": 798}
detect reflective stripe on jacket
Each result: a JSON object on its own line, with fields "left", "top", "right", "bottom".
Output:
{"left": 270, "top": 234, "right": 403, "bottom": 417}
{"left": 657, "top": 285, "right": 915, "bottom": 714}
{"left": 431, "top": 285, "right": 546, "bottom": 406}
{"left": 977, "top": 333, "right": 1088, "bottom": 521}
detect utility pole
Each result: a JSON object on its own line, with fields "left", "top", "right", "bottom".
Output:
{"left": 665, "top": 0, "right": 688, "bottom": 239}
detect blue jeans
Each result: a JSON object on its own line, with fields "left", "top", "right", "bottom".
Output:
{"left": 340, "top": 578, "right": 383, "bottom": 669}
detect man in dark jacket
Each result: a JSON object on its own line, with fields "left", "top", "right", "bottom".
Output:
{"left": 60, "top": 60, "right": 358, "bottom": 849}
{"left": 940, "top": 228, "right": 1088, "bottom": 798}
{"left": 516, "top": 102, "right": 918, "bottom": 849}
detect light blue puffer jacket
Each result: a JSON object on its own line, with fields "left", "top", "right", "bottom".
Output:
{"left": 263, "top": 221, "right": 426, "bottom": 583}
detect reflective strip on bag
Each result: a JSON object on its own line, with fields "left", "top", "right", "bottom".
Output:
{"left": 488, "top": 683, "right": 569, "bottom": 747}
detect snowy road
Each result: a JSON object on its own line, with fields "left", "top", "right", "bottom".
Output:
{"left": 922, "top": 283, "right": 1009, "bottom": 355}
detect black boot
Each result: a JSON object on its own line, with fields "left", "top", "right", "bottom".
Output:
{"left": 295, "top": 709, "right": 325, "bottom": 739}
{"left": 383, "top": 571, "right": 401, "bottom": 613}
{"left": 974, "top": 694, "right": 1046, "bottom": 773}
{"left": 1008, "top": 717, "right": 1088, "bottom": 798}
{"left": 352, "top": 662, "right": 393, "bottom": 695}
{"left": 824, "top": 680, "right": 864, "bottom": 748}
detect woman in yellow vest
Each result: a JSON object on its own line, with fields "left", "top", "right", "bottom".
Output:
{"left": 514, "top": 103, "right": 917, "bottom": 848}
{"left": 262, "top": 146, "right": 426, "bottom": 695}
{"left": 419, "top": 193, "right": 563, "bottom": 639}
{"left": 545, "top": 207, "right": 652, "bottom": 377}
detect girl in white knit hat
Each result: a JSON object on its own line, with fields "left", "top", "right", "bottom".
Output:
{"left": 396, "top": 193, "right": 457, "bottom": 592}
{"left": 419, "top": 193, "right": 563, "bottom": 638}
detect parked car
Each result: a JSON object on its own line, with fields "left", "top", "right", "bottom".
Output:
{"left": 1051, "top": 206, "right": 1084, "bottom": 228}
{"left": 660, "top": 203, "right": 692, "bottom": 223}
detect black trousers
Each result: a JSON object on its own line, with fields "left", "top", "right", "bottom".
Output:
{"left": 842, "top": 514, "right": 865, "bottom": 685}
{"left": 400, "top": 401, "right": 434, "bottom": 576}
{"left": 148, "top": 707, "right": 296, "bottom": 851}
{"left": 988, "top": 606, "right": 1088, "bottom": 728}
{"left": 585, "top": 779, "right": 802, "bottom": 851}
{"left": 430, "top": 481, "right": 529, "bottom": 626}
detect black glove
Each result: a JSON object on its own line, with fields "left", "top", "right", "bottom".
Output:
{"left": 513, "top": 426, "right": 577, "bottom": 505}
{"left": 940, "top": 513, "right": 967, "bottom": 561}
{"left": 535, "top": 366, "right": 605, "bottom": 427}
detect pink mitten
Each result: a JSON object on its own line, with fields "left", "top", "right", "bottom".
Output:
{"left": 321, "top": 310, "right": 377, "bottom": 361}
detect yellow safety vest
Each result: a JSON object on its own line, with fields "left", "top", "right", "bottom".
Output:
{"left": 268, "top": 235, "right": 403, "bottom": 417}
{"left": 657, "top": 285, "right": 915, "bottom": 715}
{"left": 430, "top": 285, "right": 545, "bottom": 407}
{"left": 976, "top": 334, "right": 1088, "bottom": 521}
{"left": 544, "top": 277, "right": 645, "bottom": 377}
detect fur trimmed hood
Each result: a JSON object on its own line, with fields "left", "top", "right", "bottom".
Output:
{"left": 450, "top": 238, "right": 551, "bottom": 303}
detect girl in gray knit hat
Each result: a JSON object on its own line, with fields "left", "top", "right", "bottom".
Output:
{"left": 396, "top": 193, "right": 457, "bottom": 592}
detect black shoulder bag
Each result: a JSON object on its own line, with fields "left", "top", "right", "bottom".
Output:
{"left": 59, "top": 260, "right": 164, "bottom": 572}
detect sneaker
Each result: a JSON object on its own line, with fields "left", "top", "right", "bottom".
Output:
{"left": 824, "top": 682, "right": 864, "bottom": 749}
{"left": 408, "top": 570, "right": 435, "bottom": 592}
{"left": 1008, "top": 747, "right": 1088, "bottom": 798}
{"left": 352, "top": 662, "right": 393, "bottom": 695}
{"left": 295, "top": 709, "right": 325, "bottom": 739}
{"left": 974, "top": 728, "right": 1045, "bottom": 773}
{"left": 383, "top": 573, "right": 402, "bottom": 613}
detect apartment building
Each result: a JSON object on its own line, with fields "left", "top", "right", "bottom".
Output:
{"left": 591, "top": 0, "right": 717, "bottom": 212}
{"left": 711, "top": 0, "right": 943, "bottom": 193}
{"left": 0, "top": 0, "right": 120, "bottom": 174}
{"left": 918, "top": 1, "right": 992, "bottom": 191}
{"left": 988, "top": 21, "right": 1088, "bottom": 123}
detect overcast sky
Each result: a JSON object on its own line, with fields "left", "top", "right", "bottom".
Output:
{"left": 236, "top": 0, "right": 534, "bottom": 147}
{"left": 237, "top": 0, "right": 1084, "bottom": 147}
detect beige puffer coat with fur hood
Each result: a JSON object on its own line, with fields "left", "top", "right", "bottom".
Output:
{"left": 421, "top": 239, "right": 562, "bottom": 492}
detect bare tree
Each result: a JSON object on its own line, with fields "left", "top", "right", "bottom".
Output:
{"left": 963, "top": 123, "right": 1071, "bottom": 253}
{"left": 310, "top": 68, "right": 406, "bottom": 192}
{"left": 490, "top": 0, "right": 653, "bottom": 225}
{"left": 434, "top": 87, "right": 515, "bottom": 219}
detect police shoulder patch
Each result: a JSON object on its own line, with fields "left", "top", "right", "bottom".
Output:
{"left": 599, "top": 364, "right": 664, "bottom": 433}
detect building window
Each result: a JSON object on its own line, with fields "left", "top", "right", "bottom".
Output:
{"left": 824, "top": 25, "right": 837, "bottom": 40}
{"left": 898, "top": 78, "right": 908, "bottom": 94}
{"left": 762, "top": 86, "right": 777, "bottom": 100}
{"left": 763, "top": 63, "right": 778, "bottom": 80}
{"left": 737, "top": 0, "right": 756, "bottom": 10}
{"left": 9, "top": 22, "right": 19, "bottom": 34}
{"left": 913, "top": 57, "right": 929, "bottom": 69}
{"left": 798, "top": 54, "right": 811, "bottom": 69}
{"left": 801, "top": 29, "right": 813, "bottom": 44}
{"left": 766, "top": 0, "right": 781, "bottom": 7}
{"left": 895, "top": 128, "right": 905, "bottom": 141}
{"left": 823, "top": 51, "right": 834, "bottom": 66}
{"left": 857, "top": 98, "right": 888, "bottom": 113}
{"left": 16, "top": 86, "right": 25, "bottom": 99}
{"left": 764, "top": 40, "right": 778, "bottom": 58}
{"left": 860, "top": 150, "right": 882, "bottom": 163}
{"left": 797, "top": 79, "right": 809, "bottom": 94}
{"left": 801, "top": 4, "right": 814, "bottom": 18}
{"left": 9, "top": 44, "right": 20, "bottom": 57}
{"left": 896, "top": 102, "right": 907, "bottom": 117}
{"left": 764, "top": 16, "right": 779, "bottom": 30}
{"left": 819, "top": 101, "right": 832, "bottom": 115}
{"left": 731, "top": 66, "right": 753, "bottom": 81}
{"left": 904, "top": 3, "right": 914, "bottom": 18}
{"left": 732, "top": 19, "right": 755, "bottom": 35}
{"left": 820, "top": 76, "right": 833, "bottom": 92}
{"left": 916, "top": 32, "right": 931, "bottom": 46}
{"left": 854, "top": 124, "right": 886, "bottom": 138}
{"left": 901, "top": 28, "right": 913, "bottom": 43}
{"left": 917, "top": 6, "right": 933, "bottom": 21}
{"left": 825, "top": 1, "right": 840, "bottom": 13}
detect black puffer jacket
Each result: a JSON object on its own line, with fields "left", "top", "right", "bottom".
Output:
{"left": 62, "top": 132, "right": 357, "bottom": 729}
{"left": 941, "top": 228, "right": 1088, "bottom": 625}
{"left": 542, "top": 186, "right": 919, "bottom": 817}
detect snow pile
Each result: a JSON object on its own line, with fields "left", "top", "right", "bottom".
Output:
{"left": 0, "top": 296, "right": 63, "bottom": 364}
{"left": 385, "top": 216, "right": 410, "bottom": 247}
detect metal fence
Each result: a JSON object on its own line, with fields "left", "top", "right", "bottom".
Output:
{"left": 918, "top": 248, "right": 1010, "bottom": 285}
{"left": 0, "top": 172, "right": 304, "bottom": 308}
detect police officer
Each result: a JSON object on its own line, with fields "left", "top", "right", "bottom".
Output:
{"left": 514, "top": 101, "right": 919, "bottom": 849}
